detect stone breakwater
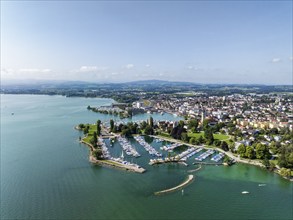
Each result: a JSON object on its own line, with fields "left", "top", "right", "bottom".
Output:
{"left": 154, "top": 175, "right": 194, "bottom": 195}
{"left": 89, "top": 155, "right": 146, "bottom": 173}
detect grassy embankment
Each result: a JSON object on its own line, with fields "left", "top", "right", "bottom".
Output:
{"left": 82, "top": 124, "right": 97, "bottom": 144}
{"left": 188, "top": 131, "right": 230, "bottom": 141}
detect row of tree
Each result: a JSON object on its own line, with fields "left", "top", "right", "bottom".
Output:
{"left": 237, "top": 143, "right": 271, "bottom": 160}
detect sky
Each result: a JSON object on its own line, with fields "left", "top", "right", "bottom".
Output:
{"left": 1, "top": 1, "right": 292, "bottom": 84}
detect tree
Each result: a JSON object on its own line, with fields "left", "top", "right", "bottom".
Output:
{"left": 83, "top": 125, "right": 89, "bottom": 135}
{"left": 188, "top": 119, "right": 198, "bottom": 130}
{"left": 237, "top": 144, "right": 246, "bottom": 158}
{"left": 179, "top": 120, "right": 185, "bottom": 127}
{"left": 92, "top": 148, "right": 103, "bottom": 159}
{"left": 269, "top": 141, "right": 278, "bottom": 155}
{"left": 221, "top": 141, "right": 229, "bottom": 152}
{"left": 144, "top": 125, "right": 154, "bottom": 135}
{"left": 214, "top": 139, "right": 221, "bottom": 147}
{"left": 255, "top": 143, "right": 270, "bottom": 159}
{"left": 198, "top": 136, "right": 204, "bottom": 144}
{"left": 202, "top": 119, "right": 210, "bottom": 130}
{"left": 149, "top": 116, "right": 154, "bottom": 128}
{"left": 97, "top": 120, "right": 101, "bottom": 136}
{"left": 245, "top": 146, "right": 255, "bottom": 159}
{"left": 287, "top": 152, "right": 293, "bottom": 168}
{"left": 140, "top": 121, "right": 147, "bottom": 130}
{"left": 204, "top": 128, "right": 214, "bottom": 145}
{"left": 279, "top": 168, "right": 291, "bottom": 178}
{"left": 189, "top": 137, "right": 196, "bottom": 145}
{"left": 262, "top": 158, "right": 270, "bottom": 168}
{"left": 181, "top": 132, "right": 189, "bottom": 143}
{"left": 270, "top": 128, "right": 278, "bottom": 135}
{"left": 78, "top": 123, "right": 85, "bottom": 129}
{"left": 121, "top": 128, "right": 131, "bottom": 137}
{"left": 234, "top": 129, "right": 242, "bottom": 138}
{"left": 110, "top": 119, "right": 114, "bottom": 132}
{"left": 93, "top": 131, "right": 97, "bottom": 144}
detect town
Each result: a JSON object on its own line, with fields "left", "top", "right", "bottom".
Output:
{"left": 79, "top": 89, "right": 293, "bottom": 180}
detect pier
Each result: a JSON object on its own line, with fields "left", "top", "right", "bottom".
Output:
{"left": 193, "top": 161, "right": 223, "bottom": 165}
{"left": 194, "top": 149, "right": 215, "bottom": 161}
{"left": 187, "top": 165, "right": 202, "bottom": 173}
{"left": 89, "top": 156, "right": 146, "bottom": 173}
{"left": 154, "top": 175, "right": 194, "bottom": 195}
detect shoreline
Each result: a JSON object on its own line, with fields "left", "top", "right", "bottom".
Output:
{"left": 153, "top": 135, "right": 293, "bottom": 181}
{"left": 152, "top": 135, "right": 265, "bottom": 167}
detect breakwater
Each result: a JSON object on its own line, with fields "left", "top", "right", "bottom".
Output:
{"left": 154, "top": 175, "right": 194, "bottom": 195}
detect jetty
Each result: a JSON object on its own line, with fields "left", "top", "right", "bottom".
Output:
{"left": 134, "top": 136, "right": 162, "bottom": 157}
{"left": 187, "top": 165, "right": 202, "bottom": 173}
{"left": 154, "top": 175, "right": 194, "bottom": 195}
{"left": 194, "top": 149, "right": 215, "bottom": 161}
{"left": 149, "top": 147, "right": 201, "bottom": 165}
{"left": 117, "top": 136, "right": 140, "bottom": 157}
{"left": 211, "top": 152, "right": 225, "bottom": 162}
{"left": 193, "top": 161, "right": 222, "bottom": 165}
{"left": 89, "top": 155, "right": 146, "bottom": 173}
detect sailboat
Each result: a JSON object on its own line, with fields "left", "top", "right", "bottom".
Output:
{"left": 121, "top": 150, "right": 124, "bottom": 159}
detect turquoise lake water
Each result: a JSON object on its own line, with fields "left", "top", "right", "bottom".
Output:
{"left": 1, "top": 94, "right": 292, "bottom": 219}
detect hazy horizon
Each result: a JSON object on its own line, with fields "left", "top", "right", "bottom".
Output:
{"left": 1, "top": 1, "right": 292, "bottom": 85}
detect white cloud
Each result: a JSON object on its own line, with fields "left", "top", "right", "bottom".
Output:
{"left": 19, "top": 68, "right": 51, "bottom": 73}
{"left": 78, "top": 66, "right": 108, "bottom": 72}
{"left": 1, "top": 68, "right": 15, "bottom": 77}
{"left": 124, "top": 64, "right": 134, "bottom": 69}
{"left": 289, "top": 57, "right": 293, "bottom": 61}
{"left": 271, "top": 58, "right": 281, "bottom": 63}
{"left": 1, "top": 67, "right": 54, "bottom": 80}
{"left": 145, "top": 64, "right": 150, "bottom": 68}
{"left": 187, "top": 65, "right": 194, "bottom": 70}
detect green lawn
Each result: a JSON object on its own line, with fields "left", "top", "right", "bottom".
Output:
{"left": 188, "top": 131, "right": 230, "bottom": 141}
{"left": 187, "top": 131, "right": 204, "bottom": 139}
{"left": 214, "top": 133, "right": 230, "bottom": 141}
{"left": 82, "top": 124, "right": 97, "bottom": 144}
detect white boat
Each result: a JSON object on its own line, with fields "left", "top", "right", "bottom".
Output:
{"left": 258, "top": 184, "right": 266, "bottom": 187}
{"left": 242, "top": 191, "right": 250, "bottom": 194}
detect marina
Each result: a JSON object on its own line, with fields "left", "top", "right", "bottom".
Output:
{"left": 134, "top": 136, "right": 162, "bottom": 157}
{"left": 211, "top": 152, "right": 225, "bottom": 162}
{"left": 117, "top": 136, "right": 141, "bottom": 157}
{"left": 175, "top": 147, "right": 197, "bottom": 161}
{"left": 161, "top": 143, "right": 181, "bottom": 151}
{"left": 99, "top": 138, "right": 111, "bottom": 159}
{"left": 195, "top": 149, "right": 215, "bottom": 161}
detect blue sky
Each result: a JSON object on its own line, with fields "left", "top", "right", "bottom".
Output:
{"left": 1, "top": 1, "right": 292, "bottom": 84}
